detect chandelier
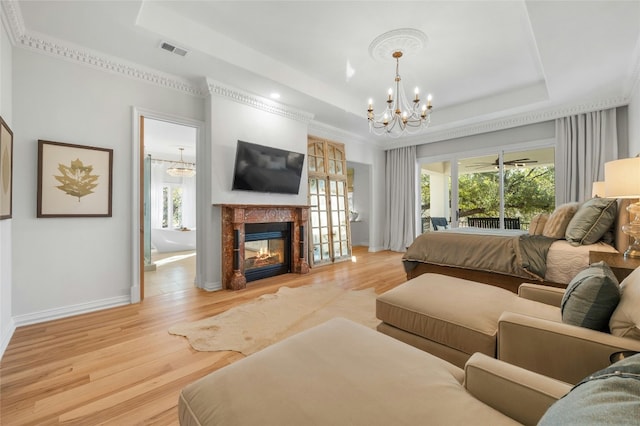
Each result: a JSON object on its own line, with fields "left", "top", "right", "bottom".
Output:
{"left": 367, "top": 50, "right": 432, "bottom": 138}
{"left": 166, "top": 147, "right": 196, "bottom": 177}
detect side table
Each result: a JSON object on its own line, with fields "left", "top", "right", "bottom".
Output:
{"left": 589, "top": 251, "right": 640, "bottom": 283}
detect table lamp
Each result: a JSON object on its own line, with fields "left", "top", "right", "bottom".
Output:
{"left": 591, "top": 181, "right": 605, "bottom": 198}
{"left": 604, "top": 156, "right": 640, "bottom": 258}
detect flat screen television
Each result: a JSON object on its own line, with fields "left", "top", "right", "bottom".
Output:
{"left": 231, "top": 140, "right": 306, "bottom": 195}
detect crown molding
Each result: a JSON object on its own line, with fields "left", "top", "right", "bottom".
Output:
{"left": 205, "top": 78, "right": 314, "bottom": 124}
{"left": 0, "top": 0, "right": 25, "bottom": 45}
{"left": 393, "top": 96, "right": 629, "bottom": 147}
{"left": 20, "top": 32, "right": 205, "bottom": 97}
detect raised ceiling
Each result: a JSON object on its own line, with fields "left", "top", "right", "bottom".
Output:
{"left": 6, "top": 1, "right": 640, "bottom": 146}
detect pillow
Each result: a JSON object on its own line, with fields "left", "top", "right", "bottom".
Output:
{"left": 565, "top": 198, "right": 617, "bottom": 246}
{"left": 528, "top": 213, "right": 549, "bottom": 236}
{"left": 609, "top": 265, "right": 640, "bottom": 340}
{"left": 561, "top": 261, "right": 620, "bottom": 332}
{"left": 538, "top": 353, "right": 640, "bottom": 426}
{"left": 542, "top": 202, "right": 580, "bottom": 239}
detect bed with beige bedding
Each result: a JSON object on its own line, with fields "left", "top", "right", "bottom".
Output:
{"left": 403, "top": 198, "right": 630, "bottom": 292}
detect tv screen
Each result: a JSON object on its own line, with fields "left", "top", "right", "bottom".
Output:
{"left": 231, "top": 140, "right": 306, "bottom": 195}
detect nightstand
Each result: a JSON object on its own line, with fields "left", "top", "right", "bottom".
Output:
{"left": 589, "top": 251, "right": 640, "bottom": 282}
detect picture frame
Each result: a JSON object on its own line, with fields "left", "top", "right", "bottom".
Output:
{"left": 37, "top": 140, "right": 113, "bottom": 218}
{"left": 0, "top": 116, "right": 13, "bottom": 220}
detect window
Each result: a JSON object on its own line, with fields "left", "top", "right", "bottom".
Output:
{"left": 420, "top": 146, "right": 554, "bottom": 232}
{"left": 162, "top": 185, "right": 183, "bottom": 229}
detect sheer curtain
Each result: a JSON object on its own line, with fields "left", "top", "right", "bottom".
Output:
{"left": 556, "top": 108, "right": 618, "bottom": 204}
{"left": 181, "top": 175, "right": 196, "bottom": 229}
{"left": 150, "top": 160, "right": 166, "bottom": 229}
{"left": 383, "top": 145, "right": 417, "bottom": 252}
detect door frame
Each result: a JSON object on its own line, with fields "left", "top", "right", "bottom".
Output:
{"left": 131, "top": 107, "right": 205, "bottom": 302}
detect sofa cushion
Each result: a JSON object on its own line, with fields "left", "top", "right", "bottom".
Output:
{"left": 376, "top": 274, "right": 560, "bottom": 357}
{"left": 529, "top": 213, "right": 549, "bottom": 236}
{"left": 565, "top": 197, "right": 617, "bottom": 246}
{"left": 560, "top": 261, "right": 620, "bottom": 332}
{"left": 609, "top": 265, "right": 640, "bottom": 340}
{"left": 543, "top": 202, "right": 580, "bottom": 239}
{"left": 178, "top": 318, "right": 520, "bottom": 426}
{"left": 538, "top": 353, "right": 640, "bottom": 426}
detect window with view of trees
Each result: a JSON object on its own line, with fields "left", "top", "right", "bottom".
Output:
{"left": 420, "top": 147, "right": 555, "bottom": 232}
{"left": 162, "top": 185, "right": 183, "bottom": 229}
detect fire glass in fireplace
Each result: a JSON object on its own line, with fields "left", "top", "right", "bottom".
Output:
{"left": 244, "top": 222, "right": 291, "bottom": 282}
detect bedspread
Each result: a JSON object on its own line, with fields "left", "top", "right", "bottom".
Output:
{"left": 403, "top": 230, "right": 555, "bottom": 281}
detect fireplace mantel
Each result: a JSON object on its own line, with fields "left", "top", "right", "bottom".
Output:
{"left": 219, "top": 204, "right": 310, "bottom": 290}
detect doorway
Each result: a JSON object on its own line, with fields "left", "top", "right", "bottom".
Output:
{"left": 141, "top": 117, "right": 198, "bottom": 299}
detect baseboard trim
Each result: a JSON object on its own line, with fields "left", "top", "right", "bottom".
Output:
{"left": 12, "top": 296, "right": 131, "bottom": 328}
{"left": 0, "top": 318, "right": 17, "bottom": 361}
{"left": 202, "top": 280, "right": 222, "bottom": 292}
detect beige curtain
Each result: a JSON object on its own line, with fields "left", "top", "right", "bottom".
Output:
{"left": 383, "top": 146, "right": 416, "bottom": 252}
{"left": 556, "top": 108, "right": 618, "bottom": 204}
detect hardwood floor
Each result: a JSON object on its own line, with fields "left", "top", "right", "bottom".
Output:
{"left": 0, "top": 247, "right": 405, "bottom": 425}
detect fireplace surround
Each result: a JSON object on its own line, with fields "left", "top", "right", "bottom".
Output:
{"left": 220, "top": 205, "right": 309, "bottom": 290}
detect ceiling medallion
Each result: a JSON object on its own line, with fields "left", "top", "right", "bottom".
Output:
{"left": 367, "top": 29, "right": 433, "bottom": 138}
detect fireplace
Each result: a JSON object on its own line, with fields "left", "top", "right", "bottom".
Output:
{"left": 220, "top": 205, "right": 309, "bottom": 290}
{"left": 244, "top": 222, "right": 290, "bottom": 282}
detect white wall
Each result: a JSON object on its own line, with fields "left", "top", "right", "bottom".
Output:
{"left": 0, "top": 13, "right": 14, "bottom": 357}
{"left": 629, "top": 80, "right": 640, "bottom": 157}
{"left": 205, "top": 90, "right": 310, "bottom": 289}
{"left": 11, "top": 48, "right": 204, "bottom": 323}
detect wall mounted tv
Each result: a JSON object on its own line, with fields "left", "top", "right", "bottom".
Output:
{"left": 231, "top": 140, "right": 306, "bottom": 195}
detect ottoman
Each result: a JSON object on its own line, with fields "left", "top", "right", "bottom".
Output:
{"left": 376, "top": 273, "right": 560, "bottom": 368}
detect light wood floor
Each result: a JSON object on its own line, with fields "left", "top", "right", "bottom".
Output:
{"left": 0, "top": 247, "right": 406, "bottom": 425}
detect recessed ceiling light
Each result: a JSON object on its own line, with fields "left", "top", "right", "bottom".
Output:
{"left": 270, "top": 92, "right": 281, "bottom": 100}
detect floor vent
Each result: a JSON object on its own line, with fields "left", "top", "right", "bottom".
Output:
{"left": 159, "top": 41, "right": 188, "bottom": 57}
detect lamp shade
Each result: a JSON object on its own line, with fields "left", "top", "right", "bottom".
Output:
{"left": 604, "top": 157, "right": 640, "bottom": 198}
{"left": 591, "top": 181, "right": 605, "bottom": 198}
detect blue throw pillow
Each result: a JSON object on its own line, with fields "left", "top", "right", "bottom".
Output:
{"left": 538, "top": 353, "right": 640, "bottom": 425}
{"left": 561, "top": 261, "right": 620, "bottom": 332}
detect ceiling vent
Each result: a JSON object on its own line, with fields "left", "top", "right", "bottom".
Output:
{"left": 159, "top": 41, "right": 188, "bottom": 57}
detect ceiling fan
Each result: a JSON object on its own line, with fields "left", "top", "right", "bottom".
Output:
{"left": 469, "top": 157, "right": 538, "bottom": 169}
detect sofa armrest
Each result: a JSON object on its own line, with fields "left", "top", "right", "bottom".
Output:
{"left": 517, "top": 283, "right": 565, "bottom": 307}
{"left": 498, "top": 311, "right": 640, "bottom": 384}
{"left": 464, "top": 353, "right": 571, "bottom": 426}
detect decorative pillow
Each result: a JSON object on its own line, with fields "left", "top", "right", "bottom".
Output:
{"left": 565, "top": 198, "right": 617, "bottom": 246}
{"left": 528, "top": 213, "right": 549, "bottom": 236}
{"left": 609, "top": 265, "right": 640, "bottom": 340}
{"left": 561, "top": 261, "right": 620, "bottom": 331}
{"left": 538, "top": 353, "right": 640, "bottom": 425}
{"left": 542, "top": 202, "right": 580, "bottom": 239}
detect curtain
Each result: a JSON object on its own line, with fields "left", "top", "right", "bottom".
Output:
{"left": 383, "top": 146, "right": 417, "bottom": 252}
{"left": 556, "top": 108, "right": 618, "bottom": 204}
{"left": 181, "top": 174, "right": 196, "bottom": 229}
{"left": 150, "top": 160, "right": 166, "bottom": 229}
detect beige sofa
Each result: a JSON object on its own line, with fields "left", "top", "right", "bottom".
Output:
{"left": 377, "top": 272, "right": 640, "bottom": 384}
{"left": 179, "top": 318, "right": 570, "bottom": 426}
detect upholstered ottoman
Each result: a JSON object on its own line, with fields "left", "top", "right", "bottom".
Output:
{"left": 376, "top": 273, "right": 560, "bottom": 368}
{"left": 178, "top": 318, "right": 568, "bottom": 425}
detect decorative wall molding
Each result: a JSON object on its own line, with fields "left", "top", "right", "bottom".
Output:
{"left": 397, "top": 96, "right": 630, "bottom": 147}
{"left": 20, "top": 32, "right": 205, "bottom": 97}
{"left": 205, "top": 79, "right": 315, "bottom": 124}
{"left": 0, "top": 0, "right": 25, "bottom": 45}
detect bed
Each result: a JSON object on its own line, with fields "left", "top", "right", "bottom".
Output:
{"left": 403, "top": 199, "right": 632, "bottom": 293}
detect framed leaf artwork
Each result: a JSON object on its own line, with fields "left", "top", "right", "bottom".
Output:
{"left": 37, "top": 140, "right": 113, "bottom": 218}
{"left": 0, "top": 116, "right": 13, "bottom": 220}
